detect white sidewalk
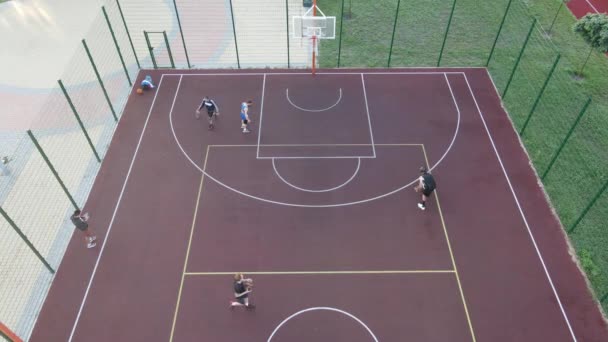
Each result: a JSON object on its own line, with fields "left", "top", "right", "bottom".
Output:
{"left": 0, "top": 0, "right": 104, "bottom": 131}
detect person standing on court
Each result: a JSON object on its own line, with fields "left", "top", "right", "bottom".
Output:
{"left": 240, "top": 99, "right": 253, "bottom": 133}
{"left": 195, "top": 96, "right": 220, "bottom": 130}
{"left": 230, "top": 273, "right": 255, "bottom": 309}
{"left": 414, "top": 166, "right": 436, "bottom": 210}
{"left": 70, "top": 209, "right": 97, "bottom": 248}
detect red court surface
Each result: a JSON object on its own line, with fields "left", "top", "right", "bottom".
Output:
{"left": 568, "top": 0, "right": 607, "bottom": 18}
{"left": 31, "top": 69, "right": 608, "bottom": 341}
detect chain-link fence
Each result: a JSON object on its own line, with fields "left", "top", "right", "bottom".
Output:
{"left": 2, "top": 0, "right": 608, "bottom": 340}
{"left": 0, "top": 0, "right": 136, "bottom": 340}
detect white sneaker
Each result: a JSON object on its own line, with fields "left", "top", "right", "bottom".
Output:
{"left": 88, "top": 236, "right": 97, "bottom": 242}
{"left": 242, "top": 129, "right": 250, "bottom": 133}
{"left": 87, "top": 241, "right": 97, "bottom": 249}
{"left": 417, "top": 203, "right": 426, "bottom": 210}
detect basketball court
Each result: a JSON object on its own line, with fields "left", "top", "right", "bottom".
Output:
{"left": 28, "top": 3, "right": 608, "bottom": 341}
{"left": 28, "top": 67, "right": 608, "bottom": 342}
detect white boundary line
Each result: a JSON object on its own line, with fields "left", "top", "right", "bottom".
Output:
{"left": 267, "top": 307, "right": 379, "bottom": 342}
{"left": 258, "top": 155, "right": 374, "bottom": 159}
{"left": 360, "top": 74, "right": 377, "bottom": 158}
{"left": 68, "top": 75, "right": 169, "bottom": 342}
{"left": 169, "top": 73, "right": 461, "bottom": 207}
{"left": 220, "top": 143, "right": 396, "bottom": 147}
{"left": 256, "top": 74, "right": 267, "bottom": 159}
{"left": 285, "top": 88, "right": 343, "bottom": 112}
{"left": 462, "top": 74, "right": 577, "bottom": 341}
{"left": 161, "top": 71, "right": 469, "bottom": 76}
{"left": 184, "top": 269, "right": 455, "bottom": 275}
{"left": 585, "top": 0, "right": 600, "bottom": 13}
{"left": 272, "top": 157, "right": 361, "bottom": 193}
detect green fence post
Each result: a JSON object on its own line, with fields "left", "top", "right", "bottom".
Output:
{"left": 171, "top": 0, "right": 191, "bottom": 68}
{"left": 228, "top": 0, "right": 240, "bottom": 68}
{"left": 163, "top": 31, "right": 176, "bottom": 68}
{"left": 519, "top": 54, "right": 560, "bottom": 136}
{"left": 568, "top": 177, "right": 608, "bottom": 234}
{"left": 486, "top": 0, "right": 513, "bottom": 67}
{"left": 387, "top": 0, "right": 402, "bottom": 67}
{"left": 82, "top": 39, "right": 118, "bottom": 122}
{"left": 27, "top": 130, "right": 79, "bottom": 210}
{"left": 437, "top": 0, "right": 457, "bottom": 67}
{"left": 541, "top": 97, "right": 592, "bottom": 180}
{"left": 102, "top": 6, "right": 132, "bottom": 86}
{"left": 285, "top": 0, "right": 290, "bottom": 68}
{"left": 548, "top": 1, "right": 565, "bottom": 35}
{"left": 58, "top": 80, "right": 101, "bottom": 163}
{"left": 115, "top": 0, "right": 140, "bottom": 69}
{"left": 0, "top": 206, "right": 55, "bottom": 274}
{"left": 337, "top": 0, "right": 345, "bottom": 67}
{"left": 502, "top": 18, "right": 536, "bottom": 99}
{"left": 144, "top": 31, "right": 158, "bottom": 69}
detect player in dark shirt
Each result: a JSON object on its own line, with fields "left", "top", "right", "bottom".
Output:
{"left": 195, "top": 96, "right": 220, "bottom": 130}
{"left": 414, "top": 166, "right": 436, "bottom": 210}
{"left": 230, "top": 273, "right": 255, "bottom": 309}
{"left": 70, "top": 209, "right": 96, "bottom": 248}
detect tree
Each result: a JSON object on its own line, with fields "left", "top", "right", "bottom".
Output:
{"left": 573, "top": 13, "right": 608, "bottom": 77}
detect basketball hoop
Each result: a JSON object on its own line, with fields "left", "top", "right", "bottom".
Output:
{"left": 292, "top": 0, "right": 336, "bottom": 75}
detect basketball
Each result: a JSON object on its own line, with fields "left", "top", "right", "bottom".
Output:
{"left": 136, "top": 88, "right": 143, "bottom": 95}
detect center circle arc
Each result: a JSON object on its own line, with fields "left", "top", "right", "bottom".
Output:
{"left": 272, "top": 157, "right": 361, "bottom": 193}
{"left": 267, "top": 307, "right": 379, "bottom": 342}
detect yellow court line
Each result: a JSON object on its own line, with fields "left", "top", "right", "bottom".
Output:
{"left": 184, "top": 270, "right": 455, "bottom": 276}
{"left": 169, "top": 145, "right": 210, "bottom": 342}
{"left": 209, "top": 143, "right": 423, "bottom": 147}
{"left": 421, "top": 144, "right": 476, "bottom": 342}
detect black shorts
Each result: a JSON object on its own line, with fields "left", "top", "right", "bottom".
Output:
{"left": 207, "top": 110, "right": 215, "bottom": 118}
{"left": 235, "top": 295, "right": 248, "bottom": 304}
{"left": 76, "top": 223, "right": 89, "bottom": 231}
{"left": 242, "top": 119, "right": 249, "bottom": 124}
{"left": 422, "top": 189, "right": 434, "bottom": 197}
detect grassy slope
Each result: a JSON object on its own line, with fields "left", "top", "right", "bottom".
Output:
{"left": 318, "top": 0, "right": 608, "bottom": 314}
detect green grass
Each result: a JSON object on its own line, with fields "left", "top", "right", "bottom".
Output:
{"left": 317, "top": 0, "right": 608, "bottom": 315}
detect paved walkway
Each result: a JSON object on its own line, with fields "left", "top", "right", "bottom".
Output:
{"left": 0, "top": 0, "right": 104, "bottom": 131}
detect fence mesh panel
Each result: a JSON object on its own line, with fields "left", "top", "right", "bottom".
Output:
{"left": 388, "top": 0, "right": 453, "bottom": 67}
{"left": 0, "top": 2, "right": 133, "bottom": 340}
{"left": 0, "top": 136, "right": 75, "bottom": 341}
{"left": 232, "top": 0, "right": 288, "bottom": 67}
{"left": 175, "top": 0, "right": 238, "bottom": 68}
{"left": 329, "top": 0, "right": 399, "bottom": 67}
